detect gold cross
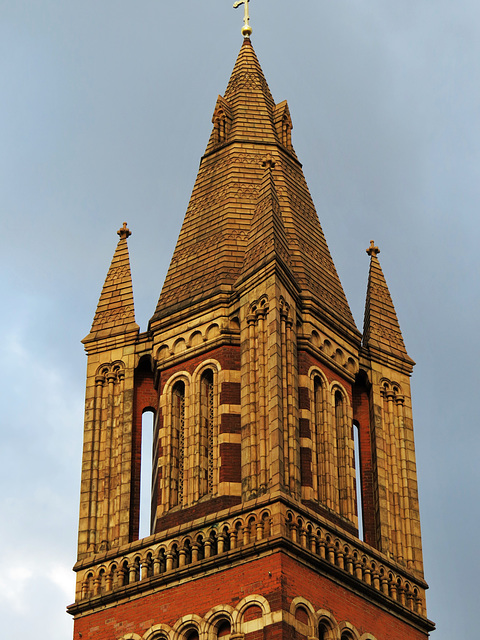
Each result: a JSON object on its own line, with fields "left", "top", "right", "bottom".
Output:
{"left": 233, "top": 0, "right": 253, "bottom": 38}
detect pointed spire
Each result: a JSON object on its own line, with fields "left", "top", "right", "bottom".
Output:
{"left": 204, "top": 38, "right": 277, "bottom": 153}
{"left": 83, "top": 223, "right": 139, "bottom": 344}
{"left": 363, "top": 241, "right": 414, "bottom": 369}
{"left": 239, "top": 155, "right": 294, "bottom": 283}
{"left": 151, "top": 40, "right": 359, "bottom": 342}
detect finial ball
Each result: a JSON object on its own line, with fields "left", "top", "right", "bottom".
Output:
{"left": 242, "top": 24, "right": 252, "bottom": 37}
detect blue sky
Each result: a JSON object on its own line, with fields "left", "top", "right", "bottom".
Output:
{"left": 1, "top": 2, "right": 479, "bottom": 638}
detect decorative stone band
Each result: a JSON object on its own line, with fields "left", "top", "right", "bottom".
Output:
{"left": 71, "top": 498, "right": 428, "bottom": 622}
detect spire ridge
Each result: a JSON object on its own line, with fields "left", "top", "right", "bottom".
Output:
{"left": 239, "top": 156, "right": 293, "bottom": 284}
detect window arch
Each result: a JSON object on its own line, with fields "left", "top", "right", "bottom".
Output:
{"left": 156, "top": 361, "right": 221, "bottom": 517}
{"left": 312, "top": 373, "right": 326, "bottom": 502}
{"left": 171, "top": 380, "right": 186, "bottom": 508}
{"left": 332, "top": 385, "right": 356, "bottom": 522}
{"left": 199, "top": 368, "right": 214, "bottom": 498}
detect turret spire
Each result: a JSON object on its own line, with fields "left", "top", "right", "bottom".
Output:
{"left": 83, "top": 223, "right": 139, "bottom": 344}
{"left": 363, "top": 240, "right": 414, "bottom": 370}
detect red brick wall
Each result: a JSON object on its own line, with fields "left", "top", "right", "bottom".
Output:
{"left": 300, "top": 448, "right": 312, "bottom": 487}
{"left": 220, "top": 414, "right": 241, "bottom": 434}
{"left": 73, "top": 552, "right": 428, "bottom": 640}
{"left": 154, "top": 495, "right": 241, "bottom": 532}
{"left": 219, "top": 443, "right": 242, "bottom": 483}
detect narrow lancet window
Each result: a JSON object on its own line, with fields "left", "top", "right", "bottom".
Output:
{"left": 171, "top": 381, "right": 185, "bottom": 507}
{"left": 313, "top": 375, "right": 325, "bottom": 501}
{"left": 335, "top": 390, "right": 347, "bottom": 516}
{"left": 199, "top": 369, "right": 214, "bottom": 497}
{"left": 353, "top": 421, "right": 364, "bottom": 540}
{"left": 139, "top": 410, "right": 154, "bottom": 538}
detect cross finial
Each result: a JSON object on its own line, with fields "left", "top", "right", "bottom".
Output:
{"left": 233, "top": 0, "right": 253, "bottom": 38}
{"left": 366, "top": 240, "right": 380, "bottom": 257}
{"left": 117, "top": 222, "right": 132, "bottom": 240}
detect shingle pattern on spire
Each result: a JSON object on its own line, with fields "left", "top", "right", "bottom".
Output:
{"left": 85, "top": 233, "right": 138, "bottom": 341}
{"left": 151, "top": 39, "right": 358, "bottom": 339}
{"left": 362, "top": 251, "right": 414, "bottom": 365}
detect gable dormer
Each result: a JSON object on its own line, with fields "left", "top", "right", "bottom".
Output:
{"left": 274, "top": 100, "right": 293, "bottom": 150}
{"left": 212, "top": 95, "right": 233, "bottom": 146}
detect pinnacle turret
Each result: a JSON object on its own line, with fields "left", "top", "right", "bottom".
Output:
{"left": 362, "top": 241, "right": 414, "bottom": 370}
{"left": 83, "top": 223, "right": 139, "bottom": 344}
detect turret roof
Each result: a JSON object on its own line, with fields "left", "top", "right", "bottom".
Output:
{"left": 362, "top": 241, "right": 414, "bottom": 368}
{"left": 84, "top": 223, "right": 139, "bottom": 343}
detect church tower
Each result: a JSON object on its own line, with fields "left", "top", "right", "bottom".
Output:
{"left": 68, "top": 29, "right": 434, "bottom": 640}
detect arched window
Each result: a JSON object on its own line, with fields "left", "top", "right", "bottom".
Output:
{"left": 318, "top": 622, "right": 331, "bottom": 640}
{"left": 353, "top": 420, "right": 364, "bottom": 540}
{"left": 199, "top": 369, "right": 214, "bottom": 497}
{"left": 214, "top": 110, "right": 227, "bottom": 143}
{"left": 312, "top": 374, "right": 325, "bottom": 501}
{"left": 334, "top": 388, "right": 355, "bottom": 521}
{"left": 216, "top": 619, "right": 231, "bottom": 639}
{"left": 171, "top": 381, "right": 186, "bottom": 507}
{"left": 139, "top": 409, "right": 155, "bottom": 538}
{"left": 185, "top": 628, "right": 199, "bottom": 640}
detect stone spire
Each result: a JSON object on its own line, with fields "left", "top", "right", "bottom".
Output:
{"left": 362, "top": 241, "right": 414, "bottom": 370}
{"left": 205, "top": 37, "right": 277, "bottom": 150}
{"left": 83, "top": 223, "right": 139, "bottom": 344}
{"left": 151, "top": 39, "right": 359, "bottom": 344}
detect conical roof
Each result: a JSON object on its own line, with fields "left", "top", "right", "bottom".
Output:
{"left": 83, "top": 223, "right": 139, "bottom": 343}
{"left": 362, "top": 241, "right": 414, "bottom": 367}
{"left": 151, "top": 39, "right": 359, "bottom": 342}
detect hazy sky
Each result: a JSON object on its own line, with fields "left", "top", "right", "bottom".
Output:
{"left": 1, "top": 2, "right": 479, "bottom": 638}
